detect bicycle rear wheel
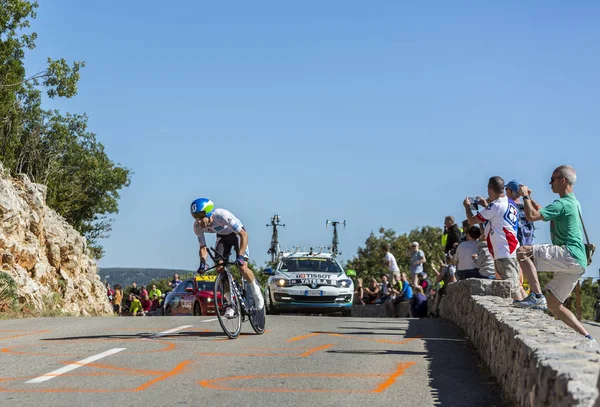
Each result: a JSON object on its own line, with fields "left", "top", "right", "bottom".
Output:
{"left": 244, "top": 281, "right": 266, "bottom": 334}
{"left": 214, "top": 272, "right": 242, "bottom": 339}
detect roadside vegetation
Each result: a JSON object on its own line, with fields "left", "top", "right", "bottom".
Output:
{"left": 0, "top": 0, "right": 131, "bottom": 259}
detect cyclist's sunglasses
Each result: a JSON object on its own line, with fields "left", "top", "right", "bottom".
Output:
{"left": 192, "top": 212, "right": 206, "bottom": 220}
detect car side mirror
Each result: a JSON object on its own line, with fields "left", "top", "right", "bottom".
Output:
{"left": 263, "top": 267, "right": 274, "bottom": 275}
{"left": 185, "top": 287, "right": 193, "bottom": 293}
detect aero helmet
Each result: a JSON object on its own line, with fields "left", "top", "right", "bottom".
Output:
{"left": 190, "top": 198, "right": 214, "bottom": 218}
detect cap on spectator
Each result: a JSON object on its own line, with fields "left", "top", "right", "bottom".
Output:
{"left": 506, "top": 180, "right": 520, "bottom": 192}
{"left": 411, "top": 242, "right": 419, "bottom": 247}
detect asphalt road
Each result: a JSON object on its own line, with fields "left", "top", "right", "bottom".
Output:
{"left": 0, "top": 315, "right": 508, "bottom": 407}
{"left": 584, "top": 320, "right": 600, "bottom": 339}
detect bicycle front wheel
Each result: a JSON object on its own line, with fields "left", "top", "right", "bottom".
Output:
{"left": 244, "top": 281, "right": 266, "bottom": 334}
{"left": 214, "top": 272, "right": 242, "bottom": 339}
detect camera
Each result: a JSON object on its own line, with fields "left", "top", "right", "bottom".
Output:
{"left": 468, "top": 197, "right": 479, "bottom": 211}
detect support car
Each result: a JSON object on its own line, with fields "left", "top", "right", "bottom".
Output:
{"left": 163, "top": 275, "right": 218, "bottom": 316}
{"left": 263, "top": 250, "right": 354, "bottom": 316}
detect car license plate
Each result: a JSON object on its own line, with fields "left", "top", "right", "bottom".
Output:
{"left": 305, "top": 290, "right": 322, "bottom": 296}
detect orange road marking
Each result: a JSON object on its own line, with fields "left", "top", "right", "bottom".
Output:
{"left": 371, "top": 362, "right": 417, "bottom": 393}
{"left": 71, "top": 363, "right": 164, "bottom": 376}
{"left": 1, "top": 339, "right": 176, "bottom": 357}
{"left": 0, "top": 360, "right": 191, "bottom": 393}
{"left": 286, "top": 333, "right": 320, "bottom": 342}
{"left": 0, "top": 330, "right": 50, "bottom": 340}
{"left": 195, "top": 343, "right": 332, "bottom": 358}
{"left": 199, "top": 371, "right": 414, "bottom": 393}
{"left": 299, "top": 344, "right": 333, "bottom": 357}
{"left": 133, "top": 360, "right": 191, "bottom": 392}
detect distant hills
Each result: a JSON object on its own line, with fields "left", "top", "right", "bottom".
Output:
{"left": 98, "top": 268, "right": 194, "bottom": 288}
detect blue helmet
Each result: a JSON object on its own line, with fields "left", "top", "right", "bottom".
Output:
{"left": 190, "top": 198, "right": 214, "bottom": 218}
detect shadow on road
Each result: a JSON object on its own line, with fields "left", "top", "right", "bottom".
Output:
{"left": 40, "top": 331, "right": 239, "bottom": 341}
{"left": 326, "top": 349, "right": 428, "bottom": 356}
{"left": 405, "top": 318, "right": 510, "bottom": 407}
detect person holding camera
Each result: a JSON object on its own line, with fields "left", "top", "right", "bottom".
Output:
{"left": 514, "top": 165, "right": 593, "bottom": 340}
{"left": 463, "top": 176, "right": 524, "bottom": 301}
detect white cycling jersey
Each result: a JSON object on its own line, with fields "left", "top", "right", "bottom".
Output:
{"left": 193, "top": 208, "right": 243, "bottom": 247}
{"left": 475, "top": 196, "right": 519, "bottom": 259}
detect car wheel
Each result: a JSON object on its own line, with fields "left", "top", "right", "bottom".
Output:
{"left": 341, "top": 308, "right": 352, "bottom": 317}
{"left": 193, "top": 302, "right": 202, "bottom": 316}
{"left": 266, "top": 288, "right": 279, "bottom": 315}
{"left": 165, "top": 306, "right": 172, "bottom": 316}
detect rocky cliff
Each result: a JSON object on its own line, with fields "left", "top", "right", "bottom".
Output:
{"left": 0, "top": 164, "right": 111, "bottom": 316}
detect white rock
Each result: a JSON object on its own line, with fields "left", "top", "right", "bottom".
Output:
{"left": 0, "top": 168, "right": 112, "bottom": 315}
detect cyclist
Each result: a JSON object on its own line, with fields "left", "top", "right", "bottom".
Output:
{"left": 190, "top": 198, "right": 265, "bottom": 313}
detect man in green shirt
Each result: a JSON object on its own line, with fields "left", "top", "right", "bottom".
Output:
{"left": 148, "top": 284, "right": 162, "bottom": 301}
{"left": 514, "top": 165, "right": 592, "bottom": 340}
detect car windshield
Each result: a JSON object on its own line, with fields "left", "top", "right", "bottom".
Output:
{"left": 280, "top": 258, "right": 342, "bottom": 274}
{"left": 197, "top": 282, "right": 215, "bottom": 292}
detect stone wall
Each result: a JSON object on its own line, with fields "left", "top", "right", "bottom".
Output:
{"left": 440, "top": 279, "right": 600, "bottom": 406}
{"left": 0, "top": 165, "right": 112, "bottom": 316}
{"left": 350, "top": 302, "right": 410, "bottom": 318}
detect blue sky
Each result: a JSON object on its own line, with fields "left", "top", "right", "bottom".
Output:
{"left": 26, "top": 1, "right": 599, "bottom": 277}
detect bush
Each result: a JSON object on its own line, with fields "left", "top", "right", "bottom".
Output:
{"left": 0, "top": 272, "right": 18, "bottom": 311}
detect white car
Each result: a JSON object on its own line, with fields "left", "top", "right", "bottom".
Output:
{"left": 263, "top": 251, "right": 354, "bottom": 316}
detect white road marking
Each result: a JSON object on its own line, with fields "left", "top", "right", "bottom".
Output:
{"left": 200, "top": 318, "right": 217, "bottom": 323}
{"left": 26, "top": 348, "right": 126, "bottom": 384}
{"left": 152, "top": 325, "right": 194, "bottom": 337}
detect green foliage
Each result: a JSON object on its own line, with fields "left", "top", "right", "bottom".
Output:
{"left": 0, "top": 271, "right": 18, "bottom": 310}
{"left": 0, "top": 1, "right": 131, "bottom": 258}
{"left": 345, "top": 226, "right": 443, "bottom": 281}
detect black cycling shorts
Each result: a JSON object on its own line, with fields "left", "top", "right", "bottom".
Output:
{"left": 215, "top": 229, "right": 248, "bottom": 260}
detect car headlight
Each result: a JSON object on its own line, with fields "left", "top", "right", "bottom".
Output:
{"left": 275, "top": 279, "right": 289, "bottom": 287}
{"left": 206, "top": 297, "right": 212, "bottom": 303}
{"left": 337, "top": 279, "right": 352, "bottom": 288}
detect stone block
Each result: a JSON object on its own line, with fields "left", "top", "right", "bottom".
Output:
{"left": 491, "top": 280, "right": 512, "bottom": 298}
{"left": 440, "top": 280, "right": 600, "bottom": 406}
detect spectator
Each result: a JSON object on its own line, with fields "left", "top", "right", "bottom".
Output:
{"left": 514, "top": 165, "right": 594, "bottom": 340}
{"left": 410, "top": 285, "right": 428, "bottom": 318}
{"left": 129, "top": 281, "right": 140, "bottom": 297}
{"left": 354, "top": 278, "right": 365, "bottom": 305}
{"left": 407, "top": 242, "right": 426, "bottom": 287}
{"left": 362, "top": 278, "right": 380, "bottom": 304}
{"left": 168, "top": 274, "right": 182, "bottom": 288}
{"left": 113, "top": 284, "right": 123, "bottom": 315}
{"left": 106, "top": 283, "right": 114, "bottom": 304}
{"left": 472, "top": 231, "right": 496, "bottom": 279}
{"left": 389, "top": 273, "right": 403, "bottom": 300}
{"left": 455, "top": 226, "right": 486, "bottom": 280}
{"left": 140, "top": 285, "right": 149, "bottom": 299}
{"left": 506, "top": 179, "right": 538, "bottom": 296}
{"left": 376, "top": 274, "right": 391, "bottom": 304}
{"left": 463, "top": 176, "right": 524, "bottom": 301}
{"left": 141, "top": 294, "right": 153, "bottom": 314}
{"left": 461, "top": 219, "right": 470, "bottom": 242}
{"left": 505, "top": 180, "right": 537, "bottom": 246}
{"left": 418, "top": 273, "right": 433, "bottom": 297}
{"left": 399, "top": 273, "right": 413, "bottom": 301}
{"left": 386, "top": 273, "right": 404, "bottom": 317}
{"left": 149, "top": 284, "right": 162, "bottom": 307}
{"left": 443, "top": 216, "right": 462, "bottom": 254}
{"left": 432, "top": 255, "right": 457, "bottom": 317}
{"left": 128, "top": 293, "right": 143, "bottom": 316}
{"left": 382, "top": 243, "right": 400, "bottom": 283}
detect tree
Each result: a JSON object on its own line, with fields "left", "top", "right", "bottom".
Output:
{"left": 346, "top": 226, "right": 444, "bottom": 281}
{"left": 0, "top": 1, "right": 131, "bottom": 258}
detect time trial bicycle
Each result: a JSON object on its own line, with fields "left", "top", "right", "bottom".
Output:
{"left": 204, "top": 247, "right": 266, "bottom": 339}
